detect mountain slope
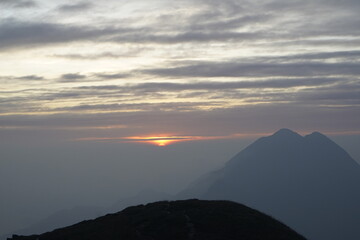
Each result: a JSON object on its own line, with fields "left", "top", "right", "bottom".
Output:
{"left": 8, "top": 199, "right": 305, "bottom": 240}
{"left": 1, "top": 189, "right": 172, "bottom": 240}
{"left": 179, "top": 129, "right": 360, "bottom": 240}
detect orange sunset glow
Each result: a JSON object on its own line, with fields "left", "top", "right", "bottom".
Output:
{"left": 74, "top": 133, "right": 264, "bottom": 146}
{"left": 123, "top": 136, "right": 189, "bottom": 147}
{"left": 151, "top": 139, "right": 175, "bottom": 147}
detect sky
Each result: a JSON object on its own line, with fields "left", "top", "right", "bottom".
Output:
{"left": 1, "top": 0, "right": 360, "bottom": 236}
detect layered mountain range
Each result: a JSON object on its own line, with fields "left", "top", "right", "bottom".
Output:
{"left": 6, "top": 129, "right": 360, "bottom": 240}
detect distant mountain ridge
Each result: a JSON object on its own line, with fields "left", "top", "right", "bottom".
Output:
{"left": 8, "top": 199, "right": 305, "bottom": 240}
{"left": 178, "top": 129, "right": 360, "bottom": 240}
{"left": 7, "top": 206, "right": 104, "bottom": 237}
{"left": 2, "top": 190, "right": 171, "bottom": 240}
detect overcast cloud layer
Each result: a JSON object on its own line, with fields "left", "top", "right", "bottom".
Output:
{"left": 1, "top": 0, "right": 359, "bottom": 137}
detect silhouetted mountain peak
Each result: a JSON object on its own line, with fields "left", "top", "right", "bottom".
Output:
{"left": 304, "top": 131, "right": 337, "bottom": 146}
{"left": 226, "top": 129, "right": 304, "bottom": 167}
{"left": 304, "top": 131, "right": 356, "bottom": 161}
{"left": 270, "top": 128, "right": 303, "bottom": 141}
{"left": 180, "top": 128, "right": 360, "bottom": 240}
{"left": 8, "top": 200, "right": 305, "bottom": 240}
{"left": 273, "top": 128, "right": 299, "bottom": 136}
{"left": 305, "top": 131, "right": 328, "bottom": 140}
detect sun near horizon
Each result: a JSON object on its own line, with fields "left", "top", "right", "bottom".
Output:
{"left": 152, "top": 139, "right": 174, "bottom": 147}
{"left": 123, "top": 136, "right": 188, "bottom": 147}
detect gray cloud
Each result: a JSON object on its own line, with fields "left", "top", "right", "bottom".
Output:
{"left": 0, "top": 1, "right": 358, "bottom": 123}
{"left": 56, "top": 72, "right": 131, "bottom": 82}
{"left": 0, "top": 18, "right": 264, "bottom": 51}
{"left": 0, "top": 0, "right": 37, "bottom": 8}
{"left": 110, "top": 31, "right": 265, "bottom": 44}
{"left": 129, "top": 78, "right": 342, "bottom": 91}
{"left": 1, "top": 1, "right": 358, "bottom": 52}
{"left": 200, "top": 0, "right": 360, "bottom": 39}
{"left": 5, "top": 76, "right": 356, "bottom": 113}
{"left": 60, "top": 73, "right": 87, "bottom": 82}
{"left": 1, "top": 103, "right": 359, "bottom": 137}
{"left": 53, "top": 53, "right": 121, "bottom": 60}
{"left": 270, "top": 38, "right": 360, "bottom": 49}
{"left": 52, "top": 101, "right": 224, "bottom": 112}
{"left": 0, "top": 20, "right": 129, "bottom": 51}
{"left": 94, "top": 73, "right": 130, "bottom": 80}
{"left": 0, "top": 75, "right": 45, "bottom": 81}
{"left": 188, "top": 14, "right": 272, "bottom": 32}
{"left": 299, "top": 91, "right": 360, "bottom": 104}
{"left": 52, "top": 50, "right": 146, "bottom": 60}
{"left": 72, "top": 76, "right": 346, "bottom": 94}
{"left": 16, "top": 75, "right": 44, "bottom": 80}
{"left": 253, "top": 51, "right": 360, "bottom": 63}
{"left": 143, "top": 62, "right": 360, "bottom": 78}
{"left": 296, "top": 81, "right": 360, "bottom": 103}
{"left": 0, "top": 0, "right": 359, "bottom": 53}
{"left": 57, "top": 1, "right": 94, "bottom": 12}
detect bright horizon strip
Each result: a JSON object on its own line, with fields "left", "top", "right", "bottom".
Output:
{"left": 73, "top": 130, "right": 360, "bottom": 146}
{"left": 123, "top": 136, "right": 195, "bottom": 146}
{"left": 75, "top": 133, "right": 268, "bottom": 146}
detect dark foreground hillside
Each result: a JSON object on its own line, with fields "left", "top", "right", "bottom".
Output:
{"left": 9, "top": 199, "right": 305, "bottom": 240}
